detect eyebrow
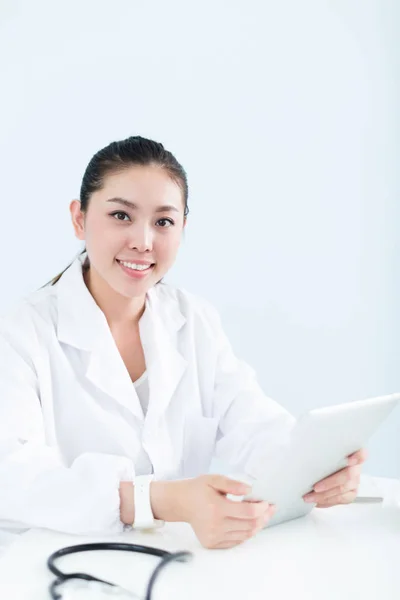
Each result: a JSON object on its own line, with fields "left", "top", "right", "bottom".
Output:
{"left": 106, "top": 197, "right": 180, "bottom": 213}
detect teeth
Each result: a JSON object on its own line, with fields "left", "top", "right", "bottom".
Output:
{"left": 119, "top": 261, "right": 152, "bottom": 271}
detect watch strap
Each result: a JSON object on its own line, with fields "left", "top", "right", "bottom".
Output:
{"left": 132, "top": 474, "right": 164, "bottom": 530}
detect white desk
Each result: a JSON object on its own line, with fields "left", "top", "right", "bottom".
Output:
{"left": 0, "top": 476, "right": 399, "bottom": 600}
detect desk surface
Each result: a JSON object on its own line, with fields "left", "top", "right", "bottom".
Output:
{"left": 0, "top": 476, "right": 399, "bottom": 600}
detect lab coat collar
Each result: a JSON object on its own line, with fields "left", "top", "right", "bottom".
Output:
{"left": 56, "top": 253, "right": 108, "bottom": 351}
{"left": 56, "top": 253, "right": 187, "bottom": 421}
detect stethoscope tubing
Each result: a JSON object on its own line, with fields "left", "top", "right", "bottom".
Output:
{"left": 47, "top": 541, "right": 192, "bottom": 600}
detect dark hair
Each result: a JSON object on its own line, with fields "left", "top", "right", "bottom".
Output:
{"left": 43, "top": 135, "right": 189, "bottom": 287}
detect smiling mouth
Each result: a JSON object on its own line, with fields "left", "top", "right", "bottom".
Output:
{"left": 116, "top": 259, "right": 155, "bottom": 270}
{"left": 116, "top": 260, "right": 156, "bottom": 279}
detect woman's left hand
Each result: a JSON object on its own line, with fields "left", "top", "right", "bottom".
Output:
{"left": 303, "top": 448, "right": 367, "bottom": 508}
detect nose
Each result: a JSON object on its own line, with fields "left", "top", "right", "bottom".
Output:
{"left": 128, "top": 222, "right": 154, "bottom": 253}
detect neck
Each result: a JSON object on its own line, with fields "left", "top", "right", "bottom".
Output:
{"left": 83, "top": 264, "right": 146, "bottom": 328}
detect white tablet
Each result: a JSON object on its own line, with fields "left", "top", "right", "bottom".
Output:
{"left": 240, "top": 393, "right": 400, "bottom": 528}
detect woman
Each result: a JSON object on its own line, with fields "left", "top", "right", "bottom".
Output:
{"left": 0, "top": 136, "right": 365, "bottom": 550}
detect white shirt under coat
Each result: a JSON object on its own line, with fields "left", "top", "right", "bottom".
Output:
{"left": 0, "top": 253, "right": 294, "bottom": 548}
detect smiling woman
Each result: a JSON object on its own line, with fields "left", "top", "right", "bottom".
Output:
{"left": 0, "top": 135, "right": 365, "bottom": 554}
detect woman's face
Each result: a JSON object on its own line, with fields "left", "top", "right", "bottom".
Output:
{"left": 71, "top": 165, "right": 186, "bottom": 298}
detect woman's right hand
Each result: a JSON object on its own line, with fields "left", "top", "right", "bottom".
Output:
{"left": 176, "top": 474, "right": 275, "bottom": 549}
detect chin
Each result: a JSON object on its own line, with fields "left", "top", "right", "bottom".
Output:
{"left": 116, "top": 278, "right": 157, "bottom": 299}
{"left": 119, "top": 281, "right": 151, "bottom": 297}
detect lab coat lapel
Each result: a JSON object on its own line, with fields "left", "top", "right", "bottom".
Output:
{"left": 84, "top": 327, "right": 144, "bottom": 420}
{"left": 139, "top": 287, "right": 187, "bottom": 426}
{"left": 56, "top": 254, "right": 144, "bottom": 420}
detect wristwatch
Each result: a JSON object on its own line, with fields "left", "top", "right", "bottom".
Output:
{"left": 132, "top": 475, "right": 164, "bottom": 530}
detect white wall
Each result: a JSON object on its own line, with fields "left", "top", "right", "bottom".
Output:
{"left": 0, "top": 0, "right": 398, "bottom": 476}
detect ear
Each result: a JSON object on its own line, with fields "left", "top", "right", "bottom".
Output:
{"left": 69, "top": 199, "right": 86, "bottom": 241}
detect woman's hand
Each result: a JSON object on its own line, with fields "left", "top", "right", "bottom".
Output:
{"left": 167, "top": 474, "right": 275, "bottom": 549}
{"left": 303, "top": 448, "right": 367, "bottom": 508}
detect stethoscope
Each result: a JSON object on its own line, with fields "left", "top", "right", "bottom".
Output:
{"left": 47, "top": 541, "right": 192, "bottom": 599}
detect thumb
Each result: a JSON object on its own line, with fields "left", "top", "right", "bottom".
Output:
{"left": 208, "top": 474, "right": 251, "bottom": 496}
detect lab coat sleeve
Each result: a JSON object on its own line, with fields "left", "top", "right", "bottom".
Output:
{"left": 208, "top": 307, "right": 296, "bottom": 479}
{"left": 0, "top": 323, "right": 135, "bottom": 536}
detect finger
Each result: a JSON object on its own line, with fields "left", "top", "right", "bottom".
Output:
{"left": 224, "top": 499, "right": 272, "bottom": 520}
{"left": 315, "top": 489, "right": 358, "bottom": 508}
{"left": 347, "top": 448, "right": 368, "bottom": 466}
{"left": 323, "top": 474, "right": 360, "bottom": 500}
{"left": 312, "top": 465, "right": 359, "bottom": 493}
{"left": 223, "top": 529, "right": 256, "bottom": 541}
{"left": 208, "top": 474, "right": 251, "bottom": 497}
{"left": 213, "top": 512, "right": 274, "bottom": 549}
{"left": 304, "top": 467, "right": 361, "bottom": 498}
{"left": 219, "top": 519, "right": 268, "bottom": 545}
{"left": 305, "top": 478, "right": 359, "bottom": 504}
{"left": 206, "top": 530, "right": 250, "bottom": 550}
{"left": 213, "top": 540, "right": 244, "bottom": 549}
{"left": 224, "top": 510, "right": 273, "bottom": 532}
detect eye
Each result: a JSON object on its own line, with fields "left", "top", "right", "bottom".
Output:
{"left": 157, "top": 218, "right": 174, "bottom": 228}
{"left": 110, "top": 211, "right": 130, "bottom": 222}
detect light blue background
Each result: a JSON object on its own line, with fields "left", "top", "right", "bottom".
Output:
{"left": 0, "top": 0, "right": 398, "bottom": 477}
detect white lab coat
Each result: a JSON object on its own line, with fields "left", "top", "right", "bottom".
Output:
{"left": 0, "top": 253, "right": 294, "bottom": 546}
